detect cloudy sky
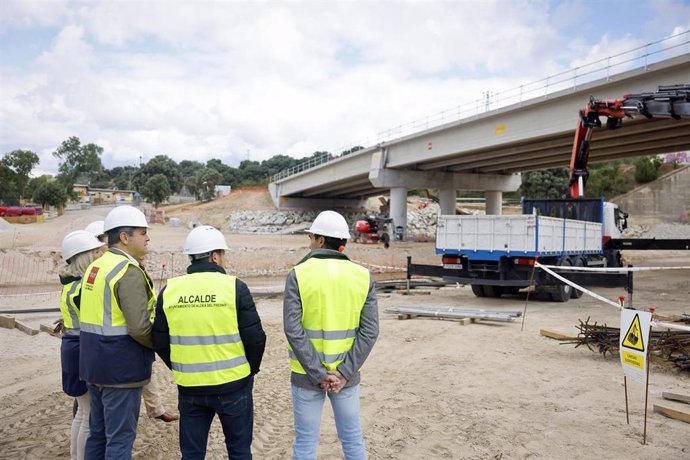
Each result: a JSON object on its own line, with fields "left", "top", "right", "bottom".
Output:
{"left": 1, "top": 0, "right": 689, "bottom": 176}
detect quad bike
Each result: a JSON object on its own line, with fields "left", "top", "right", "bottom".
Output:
{"left": 352, "top": 216, "right": 393, "bottom": 248}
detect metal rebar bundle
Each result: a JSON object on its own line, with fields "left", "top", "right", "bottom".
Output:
{"left": 564, "top": 316, "right": 690, "bottom": 372}
{"left": 384, "top": 306, "right": 519, "bottom": 322}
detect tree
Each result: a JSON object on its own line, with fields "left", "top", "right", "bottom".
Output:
{"left": 187, "top": 167, "right": 223, "bottom": 200}
{"left": 1, "top": 149, "right": 40, "bottom": 204}
{"left": 519, "top": 168, "right": 569, "bottom": 199}
{"left": 0, "top": 162, "right": 16, "bottom": 204}
{"left": 205, "top": 159, "right": 241, "bottom": 187}
{"left": 220, "top": 167, "right": 242, "bottom": 187}
{"left": 107, "top": 166, "right": 140, "bottom": 190}
{"left": 25, "top": 175, "right": 52, "bottom": 201}
{"left": 238, "top": 160, "right": 266, "bottom": 184}
{"left": 585, "top": 160, "right": 635, "bottom": 199}
{"left": 261, "top": 155, "right": 298, "bottom": 177}
{"left": 633, "top": 156, "right": 663, "bottom": 183}
{"left": 180, "top": 160, "right": 205, "bottom": 178}
{"left": 133, "top": 155, "right": 183, "bottom": 193}
{"left": 32, "top": 179, "right": 68, "bottom": 209}
{"left": 53, "top": 136, "right": 105, "bottom": 184}
{"left": 89, "top": 170, "right": 113, "bottom": 188}
{"left": 140, "top": 174, "right": 171, "bottom": 208}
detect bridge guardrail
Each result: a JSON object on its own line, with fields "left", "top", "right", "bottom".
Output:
{"left": 272, "top": 31, "right": 690, "bottom": 183}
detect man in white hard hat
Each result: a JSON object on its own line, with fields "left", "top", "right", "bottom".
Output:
{"left": 79, "top": 205, "right": 156, "bottom": 459}
{"left": 85, "top": 220, "right": 178, "bottom": 424}
{"left": 152, "top": 225, "right": 266, "bottom": 459}
{"left": 58, "top": 230, "right": 105, "bottom": 460}
{"left": 283, "top": 210, "right": 379, "bottom": 459}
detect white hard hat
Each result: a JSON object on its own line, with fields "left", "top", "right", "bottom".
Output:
{"left": 183, "top": 225, "right": 230, "bottom": 255}
{"left": 307, "top": 210, "right": 351, "bottom": 239}
{"left": 85, "top": 220, "right": 105, "bottom": 237}
{"left": 103, "top": 205, "right": 149, "bottom": 232}
{"left": 62, "top": 230, "right": 104, "bottom": 262}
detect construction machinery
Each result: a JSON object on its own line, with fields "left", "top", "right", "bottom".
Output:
{"left": 407, "top": 84, "right": 690, "bottom": 302}
{"left": 353, "top": 215, "right": 393, "bottom": 248}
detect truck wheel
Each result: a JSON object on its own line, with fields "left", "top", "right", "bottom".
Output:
{"left": 570, "top": 258, "right": 584, "bottom": 299}
{"left": 471, "top": 285, "right": 486, "bottom": 297}
{"left": 382, "top": 232, "right": 390, "bottom": 249}
{"left": 549, "top": 257, "right": 572, "bottom": 302}
{"left": 483, "top": 285, "right": 504, "bottom": 298}
{"left": 605, "top": 250, "right": 622, "bottom": 268}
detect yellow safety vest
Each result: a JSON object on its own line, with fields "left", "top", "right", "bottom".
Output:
{"left": 163, "top": 272, "right": 250, "bottom": 387}
{"left": 289, "top": 257, "right": 370, "bottom": 374}
{"left": 80, "top": 251, "right": 155, "bottom": 336}
{"left": 60, "top": 279, "right": 81, "bottom": 334}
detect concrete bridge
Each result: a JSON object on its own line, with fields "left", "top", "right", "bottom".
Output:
{"left": 269, "top": 53, "right": 690, "bottom": 239}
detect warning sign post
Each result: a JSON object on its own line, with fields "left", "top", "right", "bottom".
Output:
{"left": 619, "top": 310, "right": 651, "bottom": 383}
{"left": 619, "top": 308, "right": 652, "bottom": 445}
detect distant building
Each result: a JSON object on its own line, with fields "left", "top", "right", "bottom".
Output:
{"left": 73, "top": 184, "right": 140, "bottom": 206}
{"left": 215, "top": 185, "right": 232, "bottom": 197}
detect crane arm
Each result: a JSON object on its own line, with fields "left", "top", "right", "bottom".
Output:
{"left": 568, "top": 84, "right": 690, "bottom": 199}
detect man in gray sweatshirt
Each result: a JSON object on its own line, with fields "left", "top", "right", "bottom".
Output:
{"left": 283, "top": 210, "right": 379, "bottom": 460}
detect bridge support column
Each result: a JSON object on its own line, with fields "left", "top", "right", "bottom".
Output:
{"left": 389, "top": 187, "right": 408, "bottom": 241}
{"left": 439, "top": 189, "right": 456, "bottom": 215}
{"left": 485, "top": 191, "right": 502, "bottom": 215}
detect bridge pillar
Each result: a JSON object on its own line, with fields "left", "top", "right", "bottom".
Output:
{"left": 439, "top": 189, "right": 456, "bottom": 215}
{"left": 485, "top": 191, "right": 502, "bottom": 215}
{"left": 389, "top": 187, "right": 408, "bottom": 241}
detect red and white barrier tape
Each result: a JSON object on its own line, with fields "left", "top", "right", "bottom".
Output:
{"left": 537, "top": 264, "right": 690, "bottom": 272}
{"left": 535, "top": 261, "right": 690, "bottom": 332}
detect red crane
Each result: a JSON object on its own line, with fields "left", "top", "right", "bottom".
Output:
{"left": 568, "top": 84, "right": 690, "bottom": 199}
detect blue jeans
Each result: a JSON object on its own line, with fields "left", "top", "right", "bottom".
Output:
{"left": 178, "top": 378, "right": 254, "bottom": 460}
{"left": 84, "top": 384, "right": 143, "bottom": 460}
{"left": 291, "top": 384, "right": 366, "bottom": 460}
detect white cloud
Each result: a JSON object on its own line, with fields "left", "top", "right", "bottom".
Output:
{"left": 1, "top": 0, "right": 688, "bottom": 176}
{"left": 0, "top": 0, "right": 71, "bottom": 32}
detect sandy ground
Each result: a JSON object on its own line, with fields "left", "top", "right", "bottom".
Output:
{"left": 1, "top": 202, "right": 689, "bottom": 459}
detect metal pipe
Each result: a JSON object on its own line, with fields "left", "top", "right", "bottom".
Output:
{"left": 392, "top": 306, "right": 522, "bottom": 317}
{"left": 385, "top": 307, "right": 516, "bottom": 322}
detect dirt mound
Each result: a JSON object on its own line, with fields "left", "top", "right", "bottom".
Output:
{"left": 165, "top": 186, "right": 275, "bottom": 228}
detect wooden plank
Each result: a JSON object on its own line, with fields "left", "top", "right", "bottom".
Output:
{"left": 39, "top": 324, "right": 61, "bottom": 338}
{"left": 540, "top": 328, "right": 577, "bottom": 341}
{"left": 14, "top": 320, "right": 39, "bottom": 336}
{"left": 0, "top": 314, "right": 16, "bottom": 329}
{"left": 662, "top": 392, "right": 690, "bottom": 405}
{"left": 654, "top": 403, "right": 690, "bottom": 424}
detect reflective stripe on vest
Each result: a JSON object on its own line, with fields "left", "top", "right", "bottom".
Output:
{"left": 60, "top": 280, "right": 81, "bottom": 331}
{"left": 163, "top": 272, "right": 250, "bottom": 387}
{"left": 289, "top": 257, "right": 370, "bottom": 374}
{"left": 80, "top": 251, "right": 154, "bottom": 336}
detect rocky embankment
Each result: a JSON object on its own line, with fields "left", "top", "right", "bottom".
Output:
{"left": 224, "top": 204, "right": 690, "bottom": 241}
{"left": 622, "top": 223, "right": 690, "bottom": 239}
{"left": 225, "top": 203, "right": 443, "bottom": 241}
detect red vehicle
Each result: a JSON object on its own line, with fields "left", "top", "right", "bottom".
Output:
{"left": 353, "top": 216, "right": 393, "bottom": 248}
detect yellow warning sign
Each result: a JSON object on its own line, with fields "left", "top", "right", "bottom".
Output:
{"left": 622, "top": 313, "right": 645, "bottom": 352}
{"left": 621, "top": 350, "right": 644, "bottom": 369}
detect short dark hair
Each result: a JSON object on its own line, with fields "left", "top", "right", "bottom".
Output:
{"left": 189, "top": 249, "right": 224, "bottom": 264}
{"left": 314, "top": 234, "right": 347, "bottom": 251}
{"left": 106, "top": 227, "right": 135, "bottom": 247}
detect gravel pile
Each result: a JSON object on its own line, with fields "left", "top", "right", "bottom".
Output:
{"left": 622, "top": 223, "right": 690, "bottom": 239}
